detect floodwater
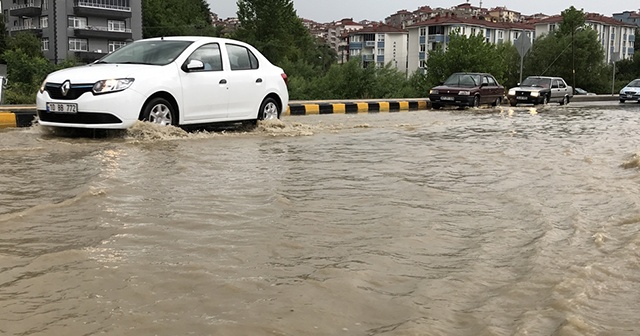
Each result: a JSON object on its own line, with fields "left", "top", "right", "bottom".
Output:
{"left": 1, "top": 104, "right": 640, "bottom": 336}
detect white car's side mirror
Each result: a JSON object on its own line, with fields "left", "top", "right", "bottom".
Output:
{"left": 186, "top": 60, "right": 205, "bottom": 71}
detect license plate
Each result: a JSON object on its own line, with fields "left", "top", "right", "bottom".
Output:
{"left": 440, "top": 96, "right": 454, "bottom": 101}
{"left": 47, "top": 102, "right": 78, "bottom": 113}
{"left": 516, "top": 96, "right": 528, "bottom": 100}
{"left": 627, "top": 95, "right": 634, "bottom": 99}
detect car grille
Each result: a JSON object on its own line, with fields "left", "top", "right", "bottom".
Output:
{"left": 515, "top": 91, "right": 531, "bottom": 97}
{"left": 37, "top": 110, "right": 122, "bottom": 124}
{"left": 624, "top": 91, "right": 638, "bottom": 96}
{"left": 44, "top": 83, "right": 94, "bottom": 100}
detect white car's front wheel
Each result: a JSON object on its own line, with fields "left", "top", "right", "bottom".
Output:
{"left": 142, "top": 98, "right": 176, "bottom": 126}
{"left": 259, "top": 97, "right": 280, "bottom": 120}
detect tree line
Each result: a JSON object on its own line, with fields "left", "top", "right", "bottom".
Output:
{"left": 0, "top": 2, "right": 639, "bottom": 104}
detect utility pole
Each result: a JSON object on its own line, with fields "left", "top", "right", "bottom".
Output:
{"left": 572, "top": 29, "right": 575, "bottom": 93}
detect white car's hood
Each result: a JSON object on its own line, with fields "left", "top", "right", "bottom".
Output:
{"left": 621, "top": 86, "right": 640, "bottom": 93}
{"left": 45, "top": 63, "right": 163, "bottom": 84}
{"left": 511, "top": 86, "right": 547, "bottom": 92}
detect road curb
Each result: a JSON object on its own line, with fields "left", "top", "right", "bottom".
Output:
{"left": 285, "top": 100, "right": 430, "bottom": 116}
{"left": 0, "top": 111, "right": 37, "bottom": 129}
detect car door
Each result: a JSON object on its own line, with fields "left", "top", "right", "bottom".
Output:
{"left": 178, "top": 43, "right": 229, "bottom": 122}
{"left": 480, "top": 75, "right": 498, "bottom": 104}
{"left": 224, "top": 43, "right": 265, "bottom": 120}
{"left": 487, "top": 75, "right": 503, "bottom": 102}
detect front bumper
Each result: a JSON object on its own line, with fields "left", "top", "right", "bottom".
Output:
{"left": 36, "top": 89, "right": 146, "bottom": 129}
{"left": 620, "top": 93, "right": 640, "bottom": 101}
{"left": 429, "top": 94, "right": 475, "bottom": 107}
{"left": 507, "top": 94, "right": 545, "bottom": 105}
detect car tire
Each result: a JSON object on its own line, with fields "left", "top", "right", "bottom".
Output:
{"left": 142, "top": 97, "right": 177, "bottom": 126}
{"left": 619, "top": 99, "right": 626, "bottom": 104}
{"left": 492, "top": 97, "right": 502, "bottom": 107}
{"left": 472, "top": 95, "right": 480, "bottom": 108}
{"left": 510, "top": 101, "right": 517, "bottom": 107}
{"left": 560, "top": 96, "right": 569, "bottom": 106}
{"left": 258, "top": 97, "right": 280, "bottom": 120}
{"left": 431, "top": 104, "right": 442, "bottom": 110}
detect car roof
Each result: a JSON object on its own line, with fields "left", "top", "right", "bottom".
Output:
{"left": 452, "top": 72, "right": 493, "bottom": 76}
{"left": 526, "top": 76, "right": 563, "bottom": 80}
{"left": 138, "top": 36, "right": 243, "bottom": 44}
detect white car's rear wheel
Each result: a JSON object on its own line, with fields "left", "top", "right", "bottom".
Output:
{"left": 259, "top": 97, "right": 280, "bottom": 120}
{"left": 143, "top": 98, "right": 176, "bottom": 126}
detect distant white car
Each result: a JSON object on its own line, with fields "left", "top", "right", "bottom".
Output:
{"left": 36, "top": 36, "right": 289, "bottom": 129}
{"left": 619, "top": 79, "right": 640, "bottom": 103}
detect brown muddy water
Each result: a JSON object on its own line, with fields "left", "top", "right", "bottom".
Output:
{"left": 1, "top": 104, "right": 640, "bottom": 336}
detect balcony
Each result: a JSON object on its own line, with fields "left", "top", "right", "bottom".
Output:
{"left": 630, "top": 35, "right": 636, "bottom": 42}
{"left": 377, "top": 41, "right": 385, "bottom": 48}
{"left": 428, "top": 35, "right": 445, "bottom": 43}
{"left": 74, "top": 26, "right": 132, "bottom": 40}
{"left": 362, "top": 54, "right": 374, "bottom": 61}
{"left": 349, "top": 42, "right": 362, "bottom": 50}
{"left": 73, "top": 50, "right": 109, "bottom": 63}
{"left": 364, "top": 41, "right": 375, "bottom": 48}
{"left": 9, "top": 4, "right": 42, "bottom": 17}
{"left": 629, "top": 48, "right": 635, "bottom": 55}
{"left": 9, "top": 25, "right": 42, "bottom": 36}
{"left": 419, "top": 36, "right": 426, "bottom": 44}
{"left": 74, "top": 0, "right": 132, "bottom": 19}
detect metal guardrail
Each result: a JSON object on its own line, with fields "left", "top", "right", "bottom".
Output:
{"left": 10, "top": 4, "right": 41, "bottom": 10}
{"left": 78, "top": 26, "right": 132, "bottom": 33}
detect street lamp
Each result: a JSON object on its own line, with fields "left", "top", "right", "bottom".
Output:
{"left": 571, "top": 26, "right": 584, "bottom": 93}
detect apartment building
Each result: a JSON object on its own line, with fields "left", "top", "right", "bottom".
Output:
{"left": 534, "top": 13, "right": 636, "bottom": 63}
{"left": 406, "top": 15, "right": 535, "bottom": 74}
{"left": 2, "top": 0, "right": 142, "bottom": 63}
{"left": 346, "top": 24, "right": 408, "bottom": 73}
{"left": 613, "top": 10, "right": 640, "bottom": 27}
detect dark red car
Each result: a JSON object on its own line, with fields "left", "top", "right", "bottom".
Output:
{"left": 429, "top": 72, "right": 505, "bottom": 109}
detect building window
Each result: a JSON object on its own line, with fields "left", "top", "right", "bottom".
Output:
{"left": 420, "top": 44, "right": 426, "bottom": 52}
{"left": 69, "top": 38, "right": 88, "bottom": 51}
{"left": 108, "top": 40, "right": 127, "bottom": 53}
{"left": 41, "top": 37, "right": 49, "bottom": 51}
{"left": 42, "top": 0, "right": 47, "bottom": 10}
{"left": 40, "top": 16, "right": 48, "bottom": 28}
{"left": 108, "top": 20, "right": 126, "bottom": 32}
{"left": 377, "top": 34, "right": 384, "bottom": 41}
{"left": 378, "top": 48, "right": 384, "bottom": 55}
{"left": 420, "top": 27, "right": 426, "bottom": 36}
{"left": 68, "top": 16, "right": 87, "bottom": 29}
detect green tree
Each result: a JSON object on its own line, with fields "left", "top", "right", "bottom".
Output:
{"left": 142, "top": 0, "right": 217, "bottom": 38}
{"left": 2, "top": 32, "right": 77, "bottom": 104}
{"left": 424, "top": 32, "right": 517, "bottom": 88}
{"left": 234, "top": 0, "right": 315, "bottom": 64}
{"left": 0, "top": 14, "right": 8, "bottom": 63}
{"left": 524, "top": 9, "right": 606, "bottom": 93}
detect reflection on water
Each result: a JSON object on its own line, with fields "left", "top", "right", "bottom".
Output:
{"left": 1, "top": 104, "right": 640, "bottom": 335}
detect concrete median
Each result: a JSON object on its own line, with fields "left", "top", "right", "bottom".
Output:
{"left": 0, "top": 95, "right": 622, "bottom": 129}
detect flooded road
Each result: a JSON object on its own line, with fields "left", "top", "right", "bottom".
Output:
{"left": 1, "top": 104, "right": 640, "bottom": 335}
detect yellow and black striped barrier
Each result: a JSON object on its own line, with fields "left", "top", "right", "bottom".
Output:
{"left": 0, "top": 111, "right": 37, "bottom": 129}
{"left": 285, "top": 100, "right": 430, "bottom": 116}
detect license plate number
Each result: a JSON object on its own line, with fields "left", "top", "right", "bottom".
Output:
{"left": 440, "top": 96, "right": 454, "bottom": 101}
{"left": 627, "top": 95, "right": 634, "bottom": 99}
{"left": 47, "top": 102, "right": 78, "bottom": 113}
{"left": 516, "top": 96, "right": 528, "bottom": 100}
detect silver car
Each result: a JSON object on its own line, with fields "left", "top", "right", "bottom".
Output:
{"left": 619, "top": 79, "right": 640, "bottom": 103}
{"left": 507, "top": 76, "right": 573, "bottom": 106}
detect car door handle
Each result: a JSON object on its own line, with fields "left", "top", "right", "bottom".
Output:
{"left": 256, "top": 78, "right": 263, "bottom": 83}
{"left": 219, "top": 79, "right": 227, "bottom": 84}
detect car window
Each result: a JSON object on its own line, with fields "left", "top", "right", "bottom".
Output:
{"left": 227, "top": 44, "right": 259, "bottom": 71}
{"left": 186, "top": 43, "right": 223, "bottom": 71}
{"left": 558, "top": 80, "right": 566, "bottom": 88}
{"left": 444, "top": 74, "right": 481, "bottom": 87}
{"left": 97, "top": 40, "right": 193, "bottom": 65}
{"left": 552, "top": 80, "right": 560, "bottom": 89}
{"left": 486, "top": 76, "right": 497, "bottom": 86}
{"left": 482, "top": 76, "right": 489, "bottom": 85}
{"left": 628, "top": 79, "right": 640, "bottom": 87}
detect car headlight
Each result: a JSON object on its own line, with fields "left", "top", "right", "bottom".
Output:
{"left": 508, "top": 89, "right": 516, "bottom": 96}
{"left": 39, "top": 79, "right": 47, "bottom": 93}
{"left": 458, "top": 91, "right": 471, "bottom": 96}
{"left": 92, "top": 78, "right": 135, "bottom": 94}
{"left": 430, "top": 89, "right": 438, "bottom": 95}
{"left": 530, "top": 91, "right": 540, "bottom": 97}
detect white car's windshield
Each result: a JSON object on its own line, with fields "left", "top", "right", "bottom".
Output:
{"left": 96, "top": 40, "right": 193, "bottom": 65}
{"left": 627, "top": 79, "right": 640, "bottom": 87}
{"left": 521, "top": 77, "right": 551, "bottom": 88}
{"left": 444, "top": 74, "right": 482, "bottom": 87}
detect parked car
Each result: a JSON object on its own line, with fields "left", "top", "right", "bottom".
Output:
{"left": 574, "top": 87, "right": 595, "bottom": 95}
{"left": 36, "top": 36, "right": 289, "bottom": 129}
{"left": 428, "top": 72, "right": 505, "bottom": 109}
{"left": 507, "top": 76, "right": 573, "bottom": 106}
{"left": 619, "top": 79, "right": 640, "bottom": 103}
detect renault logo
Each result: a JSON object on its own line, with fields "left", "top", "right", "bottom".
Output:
{"left": 61, "top": 80, "right": 71, "bottom": 97}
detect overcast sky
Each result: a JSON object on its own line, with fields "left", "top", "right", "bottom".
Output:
{"left": 207, "top": 0, "right": 638, "bottom": 22}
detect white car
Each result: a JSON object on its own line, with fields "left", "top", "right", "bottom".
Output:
{"left": 619, "top": 79, "right": 640, "bottom": 103}
{"left": 36, "top": 36, "right": 289, "bottom": 129}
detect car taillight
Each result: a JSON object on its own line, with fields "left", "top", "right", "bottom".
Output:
{"left": 281, "top": 73, "right": 288, "bottom": 87}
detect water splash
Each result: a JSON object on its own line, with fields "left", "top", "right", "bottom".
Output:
{"left": 621, "top": 153, "right": 640, "bottom": 169}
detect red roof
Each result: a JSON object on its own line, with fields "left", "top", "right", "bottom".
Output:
{"left": 536, "top": 13, "right": 636, "bottom": 27}
{"left": 407, "top": 15, "right": 533, "bottom": 31}
{"left": 354, "top": 23, "right": 407, "bottom": 33}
